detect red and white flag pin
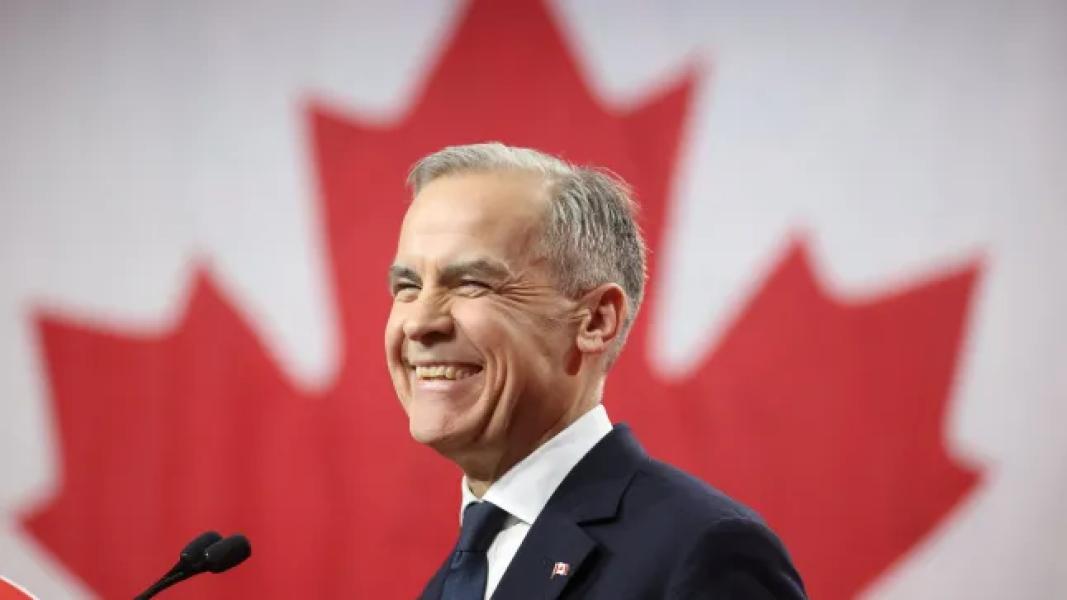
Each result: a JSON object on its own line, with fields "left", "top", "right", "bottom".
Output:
{"left": 551, "top": 562, "right": 570, "bottom": 579}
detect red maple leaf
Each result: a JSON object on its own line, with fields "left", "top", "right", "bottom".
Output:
{"left": 21, "top": 1, "right": 981, "bottom": 598}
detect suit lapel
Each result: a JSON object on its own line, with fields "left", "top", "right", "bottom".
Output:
{"left": 490, "top": 425, "right": 648, "bottom": 600}
{"left": 489, "top": 512, "right": 594, "bottom": 600}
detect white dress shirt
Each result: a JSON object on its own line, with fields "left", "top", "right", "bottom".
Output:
{"left": 458, "top": 404, "right": 613, "bottom": 600}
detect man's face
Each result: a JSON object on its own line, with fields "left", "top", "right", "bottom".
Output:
{"left": 385, "top": 171, "right": 581, "bottom": 458}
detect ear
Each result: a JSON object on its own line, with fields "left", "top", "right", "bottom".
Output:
{"left": 575, "top": 283, "right": 627, "bottom": 355}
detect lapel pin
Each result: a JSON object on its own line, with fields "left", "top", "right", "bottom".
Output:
{"left": 551, "top": 562, "right": 570, "bottom": 579}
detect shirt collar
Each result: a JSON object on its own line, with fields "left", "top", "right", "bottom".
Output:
{"left": 460, "top": 404, "right": 613, "bottom": 526}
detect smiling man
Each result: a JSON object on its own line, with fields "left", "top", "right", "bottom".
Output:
{"left": 386, "top": 143, "right": 806, "bottom": 599}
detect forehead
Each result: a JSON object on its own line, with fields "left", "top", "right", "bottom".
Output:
{"left": 395, "top": 171, "right": 550, "bottom": 268}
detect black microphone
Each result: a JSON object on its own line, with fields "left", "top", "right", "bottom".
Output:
{"left": 179, "top": 531, "right": 223, "bottom": 571}
{"left": 204, "top": 534, "right": 252, "bottom": 573}
{"left": 134, "top": 532, "right": 252, "bottom": 599}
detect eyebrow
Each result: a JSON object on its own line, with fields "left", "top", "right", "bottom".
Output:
{"left": 439, "top": 258, "right": 514, "bottom": 283}
{"left": 388, "top": 258, "right": 514, "bottom": 289}
{"left": 388, "top": 265, "right": 421, "bottom": 289}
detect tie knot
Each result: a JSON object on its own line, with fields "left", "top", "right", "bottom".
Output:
{"left": 457, "top": 501, "right": 508, "bottom": 552}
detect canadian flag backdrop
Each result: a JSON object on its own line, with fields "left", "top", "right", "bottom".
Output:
{"left": 1, "top": 1, "right": 1065, "bottom": 598}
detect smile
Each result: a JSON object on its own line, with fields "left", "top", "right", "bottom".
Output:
{"left": 410, "top": 363, "right": 483, "bottom": 381}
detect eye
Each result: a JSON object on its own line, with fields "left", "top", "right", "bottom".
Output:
{"left": 391, "top": 281, "right": 420, "bottom": 297}
{"left": 458, "top": 280, "right": 492, "bottom": 292}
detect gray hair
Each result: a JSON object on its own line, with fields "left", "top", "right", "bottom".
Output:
{"left": 407, "top": 142, "right": 647, "bottom": 367}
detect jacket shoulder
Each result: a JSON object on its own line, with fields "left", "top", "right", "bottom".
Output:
{"left": 628, "top": 458, "right": 765, "bottom": 525}
{"left": 623, "top": 460, "right": 808, "bottom": 598}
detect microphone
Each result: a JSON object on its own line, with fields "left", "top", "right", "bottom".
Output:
{"left": 179, "top": 531, "right": 223, "bottom": 571}
{"left": 134, "top": 532, "right": 252, "bottom": 599}
{"left": 204, "top": 534, "right": 252, "bottom": 573}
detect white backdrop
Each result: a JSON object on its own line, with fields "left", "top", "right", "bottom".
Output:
{"left": 2, "top": 1, "right": 1065, "bottom": 597}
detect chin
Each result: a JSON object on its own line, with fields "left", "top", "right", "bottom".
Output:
{"left": 408, "top": 409, "right": 486, "bottom": 456}
{"left": 408, "top": 409, "right": 459, "bottom": 445}
{"left": 408, "top": 420, "right": 446, "bottom": 445}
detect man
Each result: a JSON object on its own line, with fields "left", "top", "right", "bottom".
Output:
{"left": 385, "top": 143, "right": 806, "bottom": 599}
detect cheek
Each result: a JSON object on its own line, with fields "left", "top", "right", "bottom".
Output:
{"left": 384, "top": 305, "right": 406, "bottom": 362}
{"left": 451, "top": 301, "right": 512, "bottom": 354}
{"left": 452, "top": 298, "right": 567, "bottom": 370}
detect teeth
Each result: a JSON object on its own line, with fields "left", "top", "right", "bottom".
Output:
{"left": 413, "top": 364, "right": 480, "bottom": 380}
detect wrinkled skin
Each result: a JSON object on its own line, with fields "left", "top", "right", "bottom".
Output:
{"left": 385, "top": 170, "right": 623, "bottom": 494}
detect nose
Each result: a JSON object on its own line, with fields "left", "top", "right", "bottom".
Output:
{"left": 402, "top": 294, "right": 454, "bottom": 343}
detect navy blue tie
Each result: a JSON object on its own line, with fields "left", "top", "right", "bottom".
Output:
{"left": 440, "top": 501, "right": 509, "bottom": 600}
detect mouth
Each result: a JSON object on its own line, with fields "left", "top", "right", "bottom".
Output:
{"left": 406, "top": 361, "right": 485, "bottom": 392}
{"left": 409, "top": 362, "right": 483, "bottom": 381}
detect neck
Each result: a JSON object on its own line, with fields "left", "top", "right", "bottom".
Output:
{"left": 461, "top": 381, "right": 603, "bottom": 497}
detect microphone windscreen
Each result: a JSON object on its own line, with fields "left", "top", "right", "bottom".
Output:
{"left": 204, "top": 534, "right": 252, "bottom": 573}
{"left": 180, "top": 531, "right": 223, "bottom": 566}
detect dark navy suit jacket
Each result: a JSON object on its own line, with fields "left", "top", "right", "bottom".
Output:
{"left": 419, "top": 424, "right": 807, "bottom": 599}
